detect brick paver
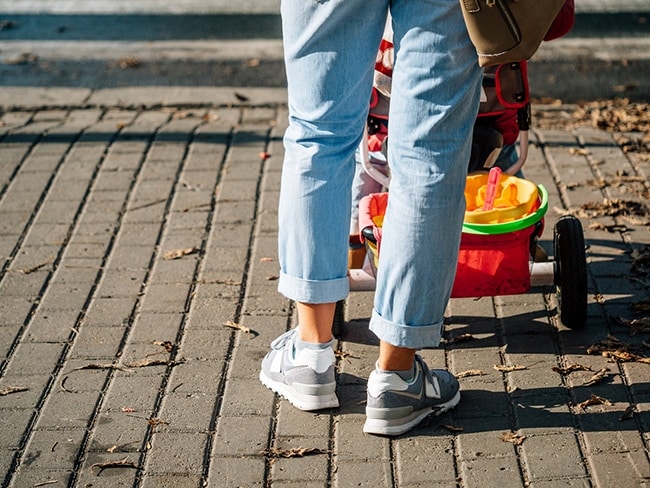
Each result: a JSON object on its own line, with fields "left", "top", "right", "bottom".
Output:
{"left": 0, "top": 88, "right": 648, "bottom": 487}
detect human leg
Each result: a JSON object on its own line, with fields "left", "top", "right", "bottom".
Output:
{"left": 296, "top": 302, "right": 336, "bottom": 343}
{"left": 364, "top": 0, "right": 482, "bottom": 434}
{"left": 371, "top": 0, "right": 482, "bottom": 350}
{"left": 377, "top": 340, "right": 415, "bottom": 371}
{"left": 261, "top": 0, "right": 390, "bottom": 410}
{"left": 277, "top": 0, "right": 389, "bottom": 305}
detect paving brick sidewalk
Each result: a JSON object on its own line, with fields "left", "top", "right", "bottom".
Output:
{"left": 0, "top": 87, "right": 648, "bottom": 488}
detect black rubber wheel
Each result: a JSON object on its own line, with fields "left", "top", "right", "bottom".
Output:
{"left": 332, "top": 300, "right": 345, "bottom": 338}
{"left": 553, "top": 215, "right": 588, "bottom": 329}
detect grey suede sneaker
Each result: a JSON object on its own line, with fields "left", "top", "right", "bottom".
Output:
{"left": 363, "top": 355, "right": 460, "bottom": 436}
{"left": 260, "top": 328, "right": 339, "bottom": 411}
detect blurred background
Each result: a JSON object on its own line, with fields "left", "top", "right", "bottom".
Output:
{"left": 0, "top": 0, "right": 648, "bottom": 101}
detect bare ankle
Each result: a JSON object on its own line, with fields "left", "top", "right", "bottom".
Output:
{"left": 377, "top": 340, "right": 416, "bottom": 371}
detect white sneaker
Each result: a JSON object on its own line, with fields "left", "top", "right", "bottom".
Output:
{"left": 363, "top": 355, "right": 460, "bottom": 436}
{"left": 259, "top": 328, "right": 339, "bottom": 411}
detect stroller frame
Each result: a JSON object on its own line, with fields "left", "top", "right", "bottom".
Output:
{"left": 341, "top": 63, "right": 588, "bottom": 334}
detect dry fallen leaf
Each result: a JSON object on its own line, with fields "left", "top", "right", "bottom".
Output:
{"left": 631, "top": 246, "right": 650, "bottom": 276}
{"left": 586, "top": 177, "right": 607, "bottom": 189}
{"left": 202, "top": 112, "right": 221, "bottom": 122}
{"left": 262, "top": 447, "right": 328, "bottom": 458}
{"left": 493, "top": 364, "right": 527, "bottom": 372}
{"left": 162, "top": 247, "right": 199, "bottom": 260}
{"left": 222, "top": 320, "right": 258, "bottom": 337}
{"left": 447, "top": 333, "right": 475, "bottom": 344}
{"left": 0, "top": 386, "right": 29, "bottom": 396}
{"left": 196, "top": 278, "right": 242, "bottom": 286}
{"left": 603, "top": 350, "right": 639, "bottom": 362}
{"left": 590, "top": 174, "right": 650, "bottom": 202}
{"left": 613, "top": 82, "right": 638, "bottom": 93}
{"left": 587, "top": 335, "right": 650, "bottom": 363}
{"left": 501, "top": 431, "right": 526, "bottom": 445}
{"left": 223, "top": 320, "right": 251, "bottom": 334}
{"left": 632, "top": 299, "right": 650, "bottom": 314}
{"left": 66, "top": 356, "right": 185, "bottom": 380}
{"left": 91, "top": 458, "right": 138, "bottom": 475}
{"left": 147, "top": 417, "right": 169, "bottom": 427}
{"left": 69, "top": 363, "right": 134, "bottom": 373}
{"left": 172, "top": 110, "right": 189, "bottom": 120}
{"left": 124, "top": 357, "right": 186, "bottom": 369}
{"left": 456, "top": 370, "right": 487, "bottom": 378}
{"left": 588, "top": 335, "right": 640, "bottom": 355}
{"left": 334, "top": 350, "right": 360, "bottom": 362}
{"left": 577, "top": 394, "right": 613, "bottom": 411}
{"left": 552, "top": 364, "right": 593, "bottom": 375}
{"left": 576, "top": 199, "right": 650, "bottom": 225}
{"left": 620, "top": 405, "right": 636, "bottom": 421}
{"left": 533, "top": 99, "right": 650, "bottom": 135}
{"left": 582, "top": 368, "right": 611, "bottom": 387}
{"left": 588, "top": 222, "right": 629, "bottom": 233}
{"left": 589, "top": 222, "right": 606, "bottom": 231}
{"left": 614, "top": 317, "right": 650, "bottom": 336}
{"left": 565, "top": 181, "right": 582, "bottom": 190}
{"left": 153, "top": 340, "right": 175, "bottom": 352}
{"left": 17, "top": 258, "right": 54, "bottom": 274}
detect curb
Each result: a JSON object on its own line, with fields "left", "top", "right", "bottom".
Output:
{"left": 1, "top": 11, "right": 649, "bottom": 102}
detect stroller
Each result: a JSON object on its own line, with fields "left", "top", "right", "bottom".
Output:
{"left": 338, "top": 62, "right": 588, "bottom": 336}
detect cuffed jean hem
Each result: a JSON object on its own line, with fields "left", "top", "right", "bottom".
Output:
{"left": 278, "top": 272, "right": 349, "bottom": 304}
{"left": 369, "top": 309, "right": 443, "bottom": 350}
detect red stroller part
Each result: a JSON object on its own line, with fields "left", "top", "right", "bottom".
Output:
{"left": 342, "top": 183, "right": 587, "bottom": 335}
{"left": 355, "top": 185, "right": 548, "bottom": 299}
{"left": 339, "top": 61, "right": 588, "bottom": 337}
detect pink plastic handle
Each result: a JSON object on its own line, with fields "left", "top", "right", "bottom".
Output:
{"left": 482, "top": 167, "right": 502, "bottom": 211}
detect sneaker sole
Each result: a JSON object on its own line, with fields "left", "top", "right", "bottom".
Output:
{"left": 363, "top": 390, "right": 461, "bottom": 436}
{"left": 259, "top": 370, "right": 339, "bottom": 411}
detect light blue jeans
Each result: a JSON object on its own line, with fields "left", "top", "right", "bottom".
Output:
{"left": 278, "top": 0, "right": 482, "bottom": 349}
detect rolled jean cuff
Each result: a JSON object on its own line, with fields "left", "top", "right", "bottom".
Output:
{"left": 278, "top": 272, "right": 349, "bottom": 304}
{"left": 369, "top": 309, "right": 443, "bottom": 349}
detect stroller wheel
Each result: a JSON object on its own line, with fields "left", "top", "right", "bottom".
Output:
{"left": 332, "top": 300, "right": 345, "bottom": 338}
{"left": 553, "top": 215, "right": 588, "bottom": 329}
